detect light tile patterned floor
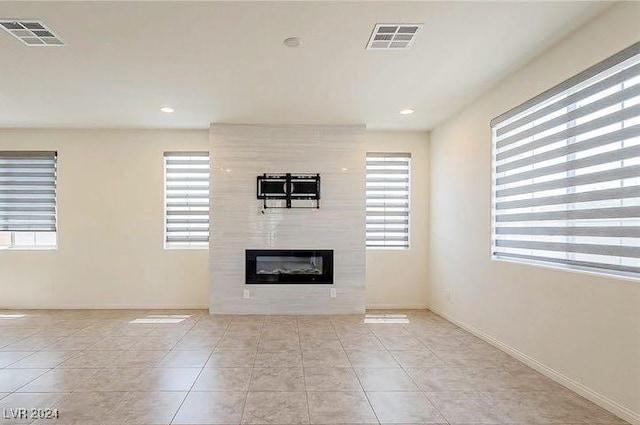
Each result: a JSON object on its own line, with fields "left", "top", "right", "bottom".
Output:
{"left": 0, "top": 309, "right": 627, "bottom": 424}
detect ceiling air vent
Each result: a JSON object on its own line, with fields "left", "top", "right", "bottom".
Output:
{"left": 366, "top": 23, "right": 422, "bottom": 50}
{"left": 0, "top": 20, "right": 65, "bottom": 46}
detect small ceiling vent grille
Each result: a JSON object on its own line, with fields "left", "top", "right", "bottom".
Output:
{"left": 0, "top": 20, "right": 65, "bottom": 46}
{"left": 366, "top": 23, "right": 422, "bottom": 50}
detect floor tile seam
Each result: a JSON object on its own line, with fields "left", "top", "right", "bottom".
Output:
{"left": 330, "top": 318, "right": 379, "bottom": 424}
{"left": 5, "top": 367, "right": 53, "bottom": 395}
{"left": 169, "top": 348, "right": 210, "bottom": 424}
{"left": 166, "top": 318, "right": 216, "bottom": 425}
{"left": 178, "top": 320, "right": 248, "bottom": 424}
{"left": 376, "top": 320, "right": 453, "bottom": 425}
{"left": 295, "top": 316, "right": 312, "bottom": 424}
{"left": 1, "top": 349, "right": 45, "bottom": 369}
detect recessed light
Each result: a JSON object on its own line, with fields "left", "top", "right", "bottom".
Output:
{"left": 160, "top": 107, "right": 174, "bottom": 113}
{"left": 283, "top": 37, "right": 301, "bottom": 48}
{"left": 400, "top": 108, "right": 414, "bottom": 115}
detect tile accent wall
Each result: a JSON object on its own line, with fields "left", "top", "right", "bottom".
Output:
{"left": 209, "top": 124, "right": 366, "bottom": 314}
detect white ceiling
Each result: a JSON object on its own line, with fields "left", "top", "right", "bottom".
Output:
{"left": 0, "top": 1, "right": 611, "bottom": 130}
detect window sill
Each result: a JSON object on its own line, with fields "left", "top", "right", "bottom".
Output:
{"left": 164, "top": 245, "right": 209, "bottom": 250}
{"left": 0, "top": 246, "right": 57, "bottom": 251}
{"left": 367, "top": 247, "right": 410, "bottom": 251}
{"left": 492, "top": 256, "right": 639, "bottom": 283}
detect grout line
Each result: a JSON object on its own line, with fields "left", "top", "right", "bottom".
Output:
{"left": 297, "top": 316, "right": 313, "bottom": 423}
{"left": 331, "top": 314, "right": 381, "bottom": 425}
{"left": 237, "top": 315, "right": 265, "bottom": 424}
{"left": 397, "top": 316, "right": 451, "bottom": 425}
{"left": 168, "top": 314, "right": 231, "bottom": 425}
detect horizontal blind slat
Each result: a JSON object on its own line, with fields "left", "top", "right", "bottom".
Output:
{"left": 495, "top": 226, "right": 640, "bottom": 237}
{"left": 0, "top": 214, "right": 56, "bottom": 220}
{"left": 166, "top": 159, "right": 210, "bottom": 166}
{"left": 494, "top": 252, "right": 640, "bottom": 275}
{"left": 0, "top": 151, "right": 57, "bottom": 159}
{"left": 367, "top": 219, "right": 409, "bottom": 224}
{"left": 495, "top": 165, "right": 640, "bottom": 198}
{"left": 366, "top": 237, "right": 409, "bottom": 242}
{"left": 166, "top": 235, "right": 209, "bottom": 243}
{"left": 496, "top": 145, "right": 640, "bottom": 186}
{"left": 366, "top": 194, "right": 409, "bottom": 200}
{"left": 164, "top": 151, "right": 209, "bottom": 157}
{"left": 366, "top": 169, "right": 410, "bottom": 175}
{"left": 366, "top": 161, "right": 410, "bottom": 167}
{"left": 166, "top": 218, "right": 209, "bottom": 224}
{"left": 0, "top": 206, "right": 55, "bottom": 212}
{"left": 166, "top": 176, "right": 209, "bottom": 182}
{"left": 366, "top": 177, "right": 409, "bottom": 183}
{"left": 366, "top": 152, "right": 412, "bottom": 159}
{"left": 496, "top": 186, "right": 640, "bottom": 210}
{"left": 0, "top": 198, "right": 56, "bottom": 204}
{"left": 495, "top": 239, "right": 640, "bottom": 258}
{"left": 496, "top": 206, "right": 640, "bottom": 222}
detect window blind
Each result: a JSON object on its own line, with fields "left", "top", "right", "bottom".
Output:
{"left": 0, "top": 151, "right": 57, "bottom": 232}
{"left": 164, "top": 152, "right": 210, "bottom": 246}
{"left": 491, "top": 42, "right": 640, "bottom": 277}
{"left": 366, "top": 152, "right": 411, "bottom": 249}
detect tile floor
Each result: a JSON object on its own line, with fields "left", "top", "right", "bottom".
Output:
{"left": 0, "top": 309, "right": 627, "bottom": 425}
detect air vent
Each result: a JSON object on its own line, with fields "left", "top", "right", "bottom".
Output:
{"left": 0, "top": 20, "right": 65, "bottom": 46}
{"left": 366, "top": 23, "right": 422, "bottom": 50}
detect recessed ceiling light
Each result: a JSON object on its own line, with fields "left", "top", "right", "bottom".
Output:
{"left": 283, "top": 37, "right": 301, "bottom": 48}
{"left": 160, "top": 107, "right": 174, "bottom": 113}
{"left": 400, "top": 108, "right": 414, "bottom": 115}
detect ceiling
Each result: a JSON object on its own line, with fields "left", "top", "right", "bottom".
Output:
{"left": 0, "top": 1, "right": 611, "bottom": 130}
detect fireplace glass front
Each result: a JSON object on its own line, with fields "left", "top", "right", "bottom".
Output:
{"left": 246, "top": 249, "right": 333, "bottom": 284}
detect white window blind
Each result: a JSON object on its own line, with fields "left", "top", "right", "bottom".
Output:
{"left": 0, "top": 151, "right": 57, "bottom": 232}
{"left": 164, "top": 152, "right": 210, "bottom": 248}
{"left": 366, "top": 152, "right": 411, "bottom": 249}
{"left": 491, "top": 42, "right": 640, "bottom": 278}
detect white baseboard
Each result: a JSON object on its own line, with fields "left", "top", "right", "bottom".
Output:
{"left": 429, "top": 307, "right": 639, "bottom": 425}
{"left": 366, "top": 303, "right": 429, "bottom": 310}
{"left": 1, "top": 304, "right": 209, "bottom": 310}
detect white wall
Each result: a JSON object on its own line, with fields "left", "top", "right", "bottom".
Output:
{"left": 366, "top": 131, "right": 429, "bottom": 309}
{"left": 0, "top": 128, "right": 427, "bottom": 310}
{"left": 428, "top": 3, "right": 640, "bottom": 423}
{"left": 0, "top": 129, "right": 210, "bottom": 309}
{"left": 209, "top": 124, "right": 366, "bottom": 315}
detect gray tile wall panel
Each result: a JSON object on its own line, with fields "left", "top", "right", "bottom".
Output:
{"left": 209, "top": 124, "right": 366, "bottom": 315}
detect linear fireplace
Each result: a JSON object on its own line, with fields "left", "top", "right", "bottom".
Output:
{"left": 245, "top": 249, "right": 334, "bottom": 284}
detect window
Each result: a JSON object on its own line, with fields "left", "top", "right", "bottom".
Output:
{"left": 0, "top": 151, "right": 57, "bottom": 250}
{"left": 366, "top": 152, "right": 411, "bottom": 249}
{"left": 164, "top": 151, "right": 210, "bottom": 248}
{"left": 491, "top": 42, "right": 640, "bottom": 278}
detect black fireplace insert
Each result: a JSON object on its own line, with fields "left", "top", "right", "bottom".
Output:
{"left": 246, "top": 249, "right": 333, "bottom": 284}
